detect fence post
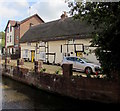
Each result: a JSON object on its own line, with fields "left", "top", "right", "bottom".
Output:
{"left": 63, "top": 64, "right": 73, "bottom": 78}
{"left": 5, "top": 57, "right": 7, "bottom": 69}
{"left": 34, "top": 61, "right": 38, "bottom": 73}
{"left": 34, "top": 60, "right": 43, "bottom": 73}
{"left": 17, "top": 59, "right": 20, "bottom": 72}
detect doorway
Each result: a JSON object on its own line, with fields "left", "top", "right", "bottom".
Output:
{"left": 31, "top": 50, "right": 35, "bottom": 62}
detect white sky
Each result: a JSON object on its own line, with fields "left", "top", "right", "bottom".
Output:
{"left": 0, "top": 0, "right": 71, "bottom": 32}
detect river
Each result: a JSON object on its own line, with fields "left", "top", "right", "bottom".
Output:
{"left": 0, "top": 76, "right": 119, "bottom": 111}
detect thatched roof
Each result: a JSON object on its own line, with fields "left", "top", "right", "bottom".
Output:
{"left": 20, "top": 17, "right": 94, "bottom": 43}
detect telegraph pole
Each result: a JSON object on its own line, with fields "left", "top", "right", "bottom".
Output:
{"left": 29, "top": 6, "right": 31, "bottom": 17}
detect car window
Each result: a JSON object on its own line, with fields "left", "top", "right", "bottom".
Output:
{"left": 71, "top": 57, "right": 75, "bottom": 61}
{"left": 66, "top": 57, "right": 75, "bottom": 61}
{"left": 81, "top": 58, "right": 93, "bottom": 63}
{"left": 75, "top": 58, "right": 83, "bottom": 62}
{"left": 66, "top": 57, "right": 70, "bottom": 60}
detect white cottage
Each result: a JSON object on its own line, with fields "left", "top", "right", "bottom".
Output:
{"left": 20, "top": 16, "right": 99, "bottom": 64}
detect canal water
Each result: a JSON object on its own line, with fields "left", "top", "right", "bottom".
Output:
{"left": 0, "top": 76, "right": 119, "bottom": 111}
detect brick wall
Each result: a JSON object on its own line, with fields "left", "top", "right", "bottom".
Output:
{"left": 20, "top": 16, "right": 43, "bottom": 38}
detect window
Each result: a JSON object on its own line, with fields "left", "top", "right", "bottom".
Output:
{"left": 7, "top": 36, "right": 9, "bottom": 42}
{"left": 27, "top": 42, "right": 31, "bottom": 46}
{"left": 66, "top": 57, "right": 75, "bottom": 61}
{"left": 14, "top": 48, "right": 16, "bottom": 54}
{"left": 61, "top": 45, "right": 62, "bottom": 53}
{"left": 24, "top": 49, "right": 28, "bottom": 58}
{"left": 7, "top": 27, "right": 9, "bottom": 33}
{"left": 75, "top": 58, "right": 82, "bottom": 62}
{"left": 68, "top": 39, "right": 75, "bottom": 44}
{"left": 9, "top": 48, "right": 10, "bottom": 54}
{"left": 7, "top": 48, "right": 9, "bottom": 53}
{"left": 12, "top": 48, "right": 14, "bottom": 54}
{"left": 10, "top": 36, "right": 12, "bottom": 42}
{"left": 10, "top": 26, "right": 12, "bottom": 32}
{"left": 16, "top": 36, "right": 19, "bottom": 40}
{"left": 39, "top": 42, "right": 45, "bottom": 46}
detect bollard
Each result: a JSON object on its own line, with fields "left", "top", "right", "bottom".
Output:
{"left": 62, "top": 63, "right": 73, "bottom": 78}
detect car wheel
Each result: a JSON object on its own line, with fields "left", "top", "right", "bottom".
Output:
{"left": 85, "top": 67, "right": 92, "bottom": 75}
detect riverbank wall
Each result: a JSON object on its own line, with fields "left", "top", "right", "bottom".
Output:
{"left": 2, "top": 64, "right": 120, "bottom": 104}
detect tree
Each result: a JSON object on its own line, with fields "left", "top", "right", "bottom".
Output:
{"left": 0, "top": 31, "right": 5, "bottom": 48}
{"left": 68, "top": 1, "right": 120, "bottom": 79}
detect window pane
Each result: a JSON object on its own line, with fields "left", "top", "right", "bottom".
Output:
{"left": 7, "top": 27, "right": 9, "bottom": 33}
{"left": 76, "top": 58, "right": 82, "bottom": 62}
{"left": 10, "top": 26, "right": 12, "bottom": 32}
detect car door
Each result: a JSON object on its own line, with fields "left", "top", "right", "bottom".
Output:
{"left": 74, "top": 57, "right": 85, "bottom": 71}
{"left": 66, "top": 57, "right": 76, "bottom": 68}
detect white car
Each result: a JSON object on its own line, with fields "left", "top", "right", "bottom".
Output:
{"left": 61, "top": 56, "right": 101, "bottom": 75}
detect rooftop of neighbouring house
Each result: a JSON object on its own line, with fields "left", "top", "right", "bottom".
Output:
{"left": 5, "top": 14, "right": 44, "bottom": 31}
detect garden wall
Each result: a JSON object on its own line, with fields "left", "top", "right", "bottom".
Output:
{"left": 2, "top": 64, "right": 120, "bottom": 104}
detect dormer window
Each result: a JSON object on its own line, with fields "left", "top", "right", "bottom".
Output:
{"left": 68, "top": 39, "right": 75, "bottom": 44}
{"left": 27, "top": 42, "right": 31, "bottom": 46}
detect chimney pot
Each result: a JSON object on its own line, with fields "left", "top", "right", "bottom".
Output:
{"left": 61, "top": 11, "right": 68, "bottom": 19}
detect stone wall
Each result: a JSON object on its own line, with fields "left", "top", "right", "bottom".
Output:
{"left": 2, "top": 64, "right": 120, "bottom": 104}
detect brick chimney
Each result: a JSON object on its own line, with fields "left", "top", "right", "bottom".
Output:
{"left": 61, "top": 11, "right": 68, "bottom": 19}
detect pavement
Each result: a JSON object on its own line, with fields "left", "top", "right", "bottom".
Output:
{"left": 1, "top": 58, "right": 106, "bottom": 78}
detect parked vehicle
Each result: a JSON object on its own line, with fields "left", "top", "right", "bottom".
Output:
{"left": 61, "top": 56, "right": 101, "bottom": 75}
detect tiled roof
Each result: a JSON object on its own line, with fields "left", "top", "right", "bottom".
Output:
{"left": 4, "top": 20, "right": 18, "bottom": 31}
{"left": 5, "top": 14, "right": 44, "bottom": 31}
{"left": 19, "top": 14, "right": 44, "bottom": 24}
{"left": 9, "top": 20, "right": 17, "bottom": 26}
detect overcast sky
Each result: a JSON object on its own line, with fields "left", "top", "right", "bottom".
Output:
{"left": 0, "top": 0, "right": 72, "bottom": 32}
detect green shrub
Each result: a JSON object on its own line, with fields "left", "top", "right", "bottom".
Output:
{"left": 40, "top": 68, "right": 46, "bottom": 73}
{"left": 55, "top": 70, "right": 60, "bottom": 74}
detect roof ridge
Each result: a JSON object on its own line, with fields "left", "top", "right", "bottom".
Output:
{"left": 20, "top": 13, "right": 44, "bottom": 24}
{"left": 30, "top": 17, "right": 72, "bottom": 30}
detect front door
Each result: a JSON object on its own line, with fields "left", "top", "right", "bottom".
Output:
{"left": 76, "top": 51, "right": 83, "bottom": 58}
{"left": 31, "top": 50, "right": 35, "bottom": 62}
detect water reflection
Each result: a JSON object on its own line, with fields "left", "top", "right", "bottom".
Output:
{"left": 1, "top": 77, "right": 119, "bottom": 111}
